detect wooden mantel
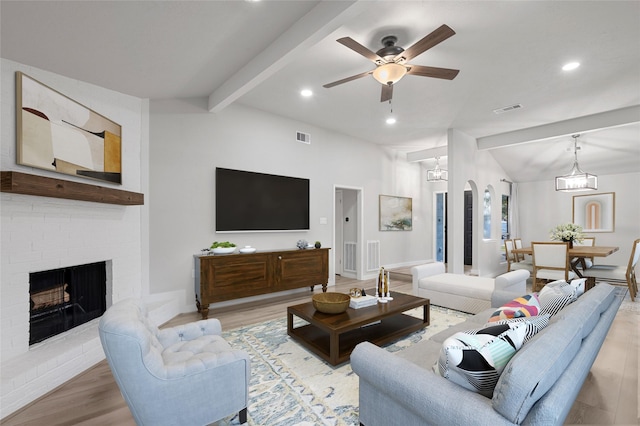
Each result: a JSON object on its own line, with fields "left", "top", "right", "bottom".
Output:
{"left": 1, "top": 171, "right": 144, "bottom": 205}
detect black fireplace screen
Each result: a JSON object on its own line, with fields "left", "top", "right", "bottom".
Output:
{"left": 29, "top": 261, "right": 106, "bottom": 345}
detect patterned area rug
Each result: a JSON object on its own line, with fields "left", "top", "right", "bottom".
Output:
{"left": 214, "top": 306, "right": 471, "bottom": 426}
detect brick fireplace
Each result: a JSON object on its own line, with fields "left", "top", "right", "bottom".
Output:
{"left": 1, "top": 59, "right": 147, "bottom": 419}
{"left": 0, "top": 191, "right": 143, "bottom": 418}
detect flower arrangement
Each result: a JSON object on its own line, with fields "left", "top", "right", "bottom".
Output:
{"left": 549, "top": 223, "right": 585, "bottom": 243}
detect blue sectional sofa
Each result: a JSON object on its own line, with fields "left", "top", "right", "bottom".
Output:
{"left": 351, "top": 282, "right": 624, "bottom": 425}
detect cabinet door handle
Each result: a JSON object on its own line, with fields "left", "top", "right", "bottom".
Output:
{"left": 278, "top": 256, "right": 282, "bottom": 260}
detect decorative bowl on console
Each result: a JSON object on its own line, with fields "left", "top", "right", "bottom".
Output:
{"left": 312, "top": 292, "right": 350, "bottom": 314}
{"left": 212, "top": 247, "right": 236, "bottom": 254}
{"left": 239, "top": 246, "right": 256, "bottom": 254}
{"left": 210, "top": 241, "right": 236, "bottom": 254}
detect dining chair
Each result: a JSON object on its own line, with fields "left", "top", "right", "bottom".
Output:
{"left": 513, "top": 238, "right": 533, "bottom": 264}
{"left": 573, "top": 237, "right": 596, "bottom": 269}
{"left": 504, "top": 239, "right": 533, "bottom": 273}
{"left": 582, "top": 238, "right": 639, "bottom": 301}
{"left": 531, "top": 242, "right": 577, "bottom": 292}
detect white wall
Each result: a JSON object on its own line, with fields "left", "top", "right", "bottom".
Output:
{"left": 148, "top": 99, "right": 432, "bottom": 312}
{"left": 447, "top": 129, "right": 512, "bottom": 276}
{"left": 517, "top": 172, "right": 640, "bottom": 265}
{"left": 0, "top": 59, "right": 148, "bottom": 416}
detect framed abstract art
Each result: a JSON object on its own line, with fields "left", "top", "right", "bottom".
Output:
{"left": 379, "top": 195, "right": 412, "bottom": 231}
{"left": 16, "top": 72, "right": 122, "bottom": 184}
{"left": 572, "top": 192, "right": 615, "bottom": 233}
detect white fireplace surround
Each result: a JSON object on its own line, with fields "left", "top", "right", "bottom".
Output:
{"left": 1, "top": 59, "right": 162, "bottom": 418}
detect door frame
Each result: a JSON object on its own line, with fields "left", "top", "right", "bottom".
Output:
{"left": 433, "top": 191, "right": 448, "bottom": 263}
{"left": 333, "top": 185, "right": 364, "bottom": 280}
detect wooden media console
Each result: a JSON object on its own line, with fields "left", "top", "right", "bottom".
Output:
{"left": 194, "top": 248, "right": 329, "bottom": 319}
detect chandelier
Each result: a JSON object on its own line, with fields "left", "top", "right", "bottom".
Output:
{"left": 427, "top": 157, "right": 448, "bottom": 182}
{"left": 555, "top": 134, "right": 597, "bottom": 191}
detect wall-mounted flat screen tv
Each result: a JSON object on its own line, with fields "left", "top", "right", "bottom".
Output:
{"left": 216, "top": 167, "right": 310, "bottom": 232}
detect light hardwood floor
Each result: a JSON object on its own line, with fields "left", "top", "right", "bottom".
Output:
{"left": 2, "top": 274, "right": 638, "bottom": 425}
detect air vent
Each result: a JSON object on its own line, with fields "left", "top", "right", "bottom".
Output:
{"left": 296, "top": 131, "right": 311, "bottom": 144}
{"left": 493, "top": 104, "right": 523, "bottom": 114}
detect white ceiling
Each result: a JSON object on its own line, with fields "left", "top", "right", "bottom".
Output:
{"left": 2, "top": 0, "right": 639, "bottom": 183}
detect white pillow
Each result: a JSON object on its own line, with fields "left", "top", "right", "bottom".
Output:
{"left": 569, "top": 278, "right": 586, "bottom": 297}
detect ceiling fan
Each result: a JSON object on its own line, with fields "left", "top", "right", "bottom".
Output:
{"left": 323, "top": 24, "right": 460, "bottom": 102}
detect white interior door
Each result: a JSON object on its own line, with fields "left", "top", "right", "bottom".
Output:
{"left": 334, "top": 190, "right": 344, "bottom": 276}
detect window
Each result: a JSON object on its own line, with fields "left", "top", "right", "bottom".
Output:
{"left": 483, "top": 189, "right": 491, "bottom": 239}
{"left": 502, "top": 194, "right": 509, "bottom": 240}
{"left": 501, "top": 194, "right": 510, "bottom": 261}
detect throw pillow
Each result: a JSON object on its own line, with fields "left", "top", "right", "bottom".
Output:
{"left": 438, "top": 323, "right": 527, "bottom": 398}
{"left": 487, "top": 293, "right": 540, "bottom": 323}
{"left": 538, "top": 280, "right": 578, "bottom": 316}
{"left": 484, "top": 314, "right": 551, "bottom": 343}
{"left": 570, "top": 278, "right": 586, "bottom": 297}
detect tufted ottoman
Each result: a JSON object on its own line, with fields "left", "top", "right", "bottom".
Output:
{"left": 411, "top": 262, "right": 530, "bottom": 313}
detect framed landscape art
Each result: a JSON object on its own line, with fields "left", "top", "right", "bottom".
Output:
{"left": 572, "top": 192, "right": 615, "bottom": 233}
{"left": 379, "top": 195, "right": 412, "bottom": 231}
{"left": 16, "top": 72, "right": 122, "bottom": 184}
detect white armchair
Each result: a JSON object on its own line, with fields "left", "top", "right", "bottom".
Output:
{"left": 99, "top": 298, "right": 250, "bottom": 425}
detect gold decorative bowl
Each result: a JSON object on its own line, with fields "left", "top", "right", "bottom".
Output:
{"left": 312, "top": 292, "right": 350, "bottom": 314}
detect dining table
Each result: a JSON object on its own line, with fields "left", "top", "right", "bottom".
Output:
{"left": 512, "top": 245, "right": 619, "bottom": 289}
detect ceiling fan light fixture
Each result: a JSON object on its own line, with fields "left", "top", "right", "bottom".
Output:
{"left": 372, "top": 63, "right": 407, "bottom": 85}
{"left": 562, "top": 61, "right": 580, "bottom": 71}
{"left": 385, "top": 116, "right": 397, "bottom": 125}
{"left": 555, "top": 134, "right": 597, "bottom": 191}
{"left": 427, "top": 157, "right": 448, "bottom": 182}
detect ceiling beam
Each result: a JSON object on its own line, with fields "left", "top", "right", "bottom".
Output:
{"left": 208, "top": 0, "right": 366, "bottom": 113}
{"left": 406, "top": 145, "right": 448, "bottom": 162}
{"left": 477, "top": 105, "right": 640, "bottom": 150}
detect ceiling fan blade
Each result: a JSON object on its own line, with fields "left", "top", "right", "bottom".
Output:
{"left": 323, "top": 70, "right": 372, "bottom": 88}
{"left": 407, "top": 65, "right": 460, "bottom": 80}
{"left": 394, "top": 24, "right": 456, "bottom": 63}
{"left": 337, "top": 37, "right": 384, "bottom": 63}
{"left": 381, "top": 84, "right": 393, "bottom": 102}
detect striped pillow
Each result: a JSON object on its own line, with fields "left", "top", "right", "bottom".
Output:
{"left": 484, "top": 314, "right": 551, "bottom": 343}
{"left": 437, "top": 323, "right": 527, "bottom": 398}
{"left": 538, "top": 280, "right": 578, "bottom": 316}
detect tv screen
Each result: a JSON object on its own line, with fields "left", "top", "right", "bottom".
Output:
{"left": 216, "top": 168, "right": 310, "bottom": 232}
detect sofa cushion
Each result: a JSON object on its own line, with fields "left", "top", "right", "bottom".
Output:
{"left": 437, "top": 322, "right": 527, "bottom": 397}
{"left": 487, "top": 293, "right": 540, "bottom": 322}
{"left": 429, "top": 308, "right": 494, "bottom": 344}
{"left": 538, "top": 280, "right": 579, "bottom": 316}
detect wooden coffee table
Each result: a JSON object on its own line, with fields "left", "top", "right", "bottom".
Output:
{"left": 287, "top": 290, "right": 430, "bottom": 366}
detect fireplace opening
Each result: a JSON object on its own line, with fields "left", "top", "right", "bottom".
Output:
{"left": 29, "top": 261, "right": 107, "bottom": 345}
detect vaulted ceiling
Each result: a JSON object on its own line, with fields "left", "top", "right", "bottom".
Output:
{"left": 2, "top": 1, "right": 639, "bottom": 182}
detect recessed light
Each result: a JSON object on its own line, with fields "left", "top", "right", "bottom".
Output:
{"left": 300, "top": 89, "right": 313, "bottom": 97}
{"left": 386, "top": 117, "right": 397, "bottom": 125}
{"left": 562, "top": 62, "right": 580, "bottom": 71}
